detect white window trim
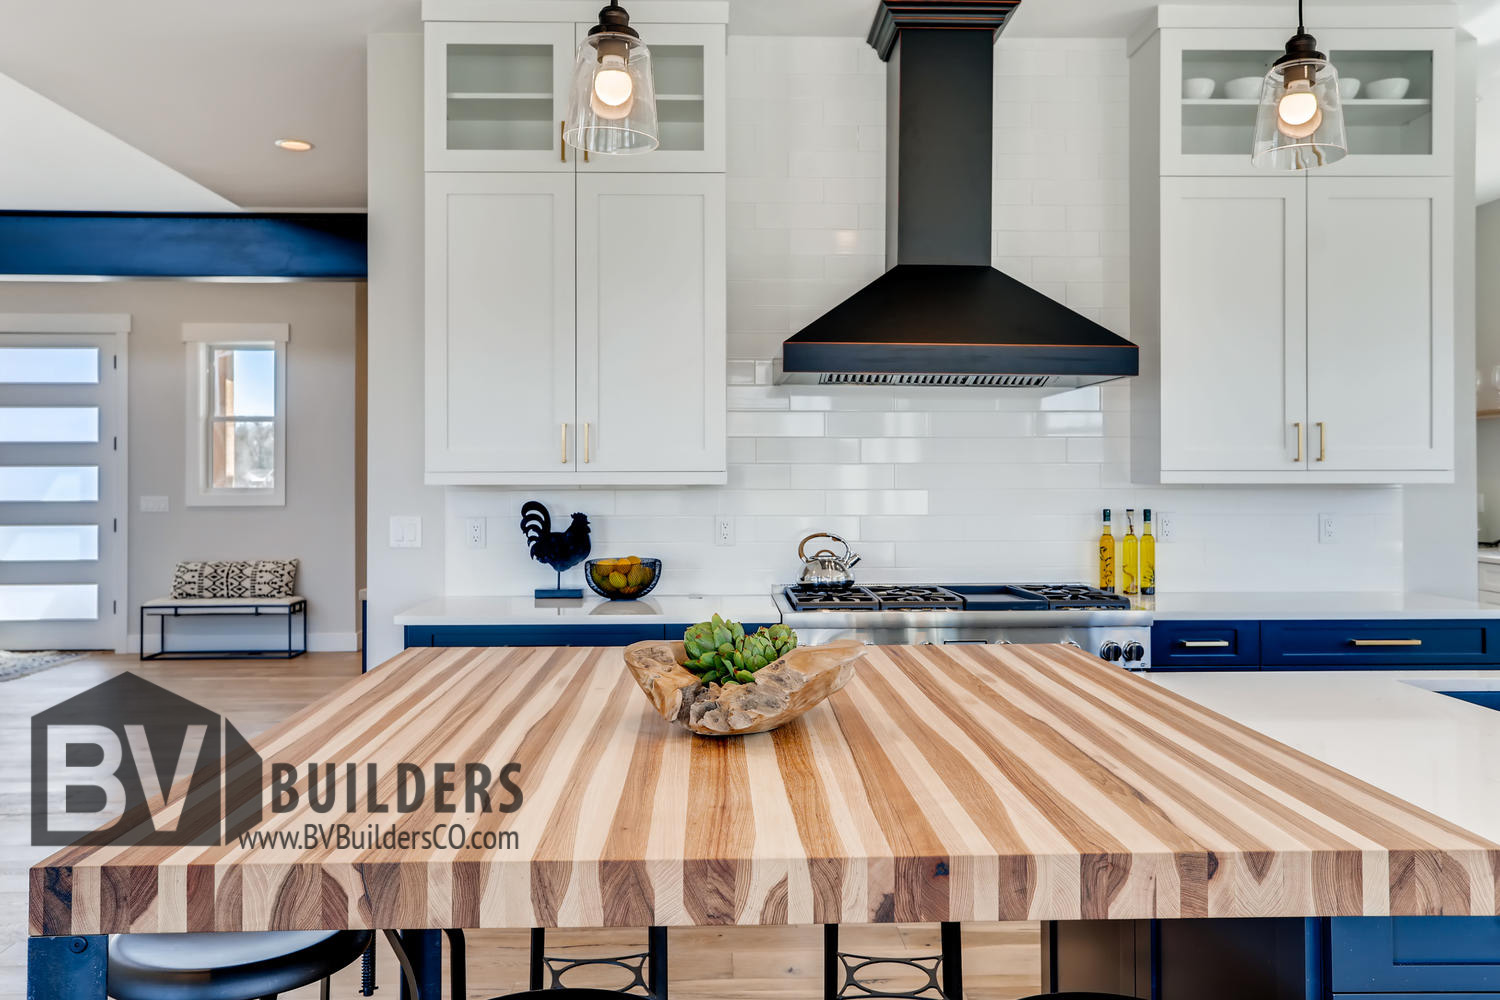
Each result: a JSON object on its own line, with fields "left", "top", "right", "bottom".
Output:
{"left": 183, "top": 322, "right": 288, "bottom": 508}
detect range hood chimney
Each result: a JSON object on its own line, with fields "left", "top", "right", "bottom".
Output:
{"left": 776, "top": 0, "right": 1138, "bottom": 388}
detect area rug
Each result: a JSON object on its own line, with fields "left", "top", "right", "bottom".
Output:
{"left": 0, "top": 650, "right": 87, "bottom": 681}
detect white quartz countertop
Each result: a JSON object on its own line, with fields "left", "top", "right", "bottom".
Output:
{"left": 1479, "top": 548, "right": 1500, "bottom": 565}
{"left": 1152, "top": 669, "right": 1500, "bottom": 842}
{"left": 394, "top": 594, "right": 780, "bottom": 626}
{"left": 1150, "top": 590, "right": 1498, "bottom": 620}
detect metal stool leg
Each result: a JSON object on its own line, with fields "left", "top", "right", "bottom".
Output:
{"left": 940, "top": 923, "right": 963, "bottom": 1000}
{"left": 647, "top": 927, "right": 667, "bottom": 1000}
{"left": 530, "top": 927, "right": 664, "bottom": 997}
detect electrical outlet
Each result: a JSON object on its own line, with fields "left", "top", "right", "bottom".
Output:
{"left": 1319, "top": 513, "right": 1337, "bottom": 544}
{"left": 1155, "top": 512, "right": 1174, "bottom": 542}
{"left": 389, "top": 515, "right": 422, "bottom": 549}
{"left": 139, "top": 495, "right": 169, "bottom": 513}
{"left": 464, "top": 517, "right": 486, "bottom": 549}
{"left": 715, "top": 518, "right": 735, "bottom": 547}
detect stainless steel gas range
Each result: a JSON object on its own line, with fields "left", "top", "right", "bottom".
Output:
{"left": 774, "top": 583, "right": 1153, "bottom": 670}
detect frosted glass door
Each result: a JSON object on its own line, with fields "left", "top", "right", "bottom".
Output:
{"left": 0, "top": 333, "right": 123, "bottom": 650}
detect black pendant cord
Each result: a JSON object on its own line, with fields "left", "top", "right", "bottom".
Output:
{"left": 1298, "top": 0, "right": 1305, "bottom": 35}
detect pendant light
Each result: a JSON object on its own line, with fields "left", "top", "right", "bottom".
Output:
{"left": 1252, "top": 0, "right": 1347, "bottom": 169}
{"left": 564, "top": 3, "right": 659, "bottom": 156}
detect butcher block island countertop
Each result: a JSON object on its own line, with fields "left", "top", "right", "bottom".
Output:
{"left": 30, "top": 644, "right": 1500, "bottom": 937}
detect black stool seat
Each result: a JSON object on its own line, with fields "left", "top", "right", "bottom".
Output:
{"left": 107, "top": 929, "right": 373, "bottom": 1000}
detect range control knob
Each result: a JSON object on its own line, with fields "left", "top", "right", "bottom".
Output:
{"left": 1123, "top": 641, "right": 1146, "bottom": 663}
{"left": 1098, "top": 641, "right": 1124, "bottom": 662}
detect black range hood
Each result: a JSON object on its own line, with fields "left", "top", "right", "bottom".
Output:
{"left": 776, "top": 0, "right": 1138, "bottom": 389}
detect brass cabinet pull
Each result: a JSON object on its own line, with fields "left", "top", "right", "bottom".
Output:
{"left": 1351, "top": 638, "right": 1422, "bottom": 647}
{"left": 1293, "top": 422, "right": 1303, "bottom": 463}
{"left": 560, "top": 121, "right": 567, "bottom": 163}
{"left": 561, "top": 423, "right": 568, "bottom": 464}
{"left": 584, "top": 148, "right": 590, "bottom": 164}
{"left": 1179, "top": 640, "right": 1231, "bottom": 648}
{"left": 584, "top": 422, "right": 591, "bottom": 464}
{"left": 1317, "top": 421, "right": 1326, "bottom": 462}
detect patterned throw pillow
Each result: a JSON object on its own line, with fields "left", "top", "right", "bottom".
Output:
{"left": 170, "top": 561, "right": 213, "bottom": 599}
{"left": 223, "top": 561, "right": 256, "bottom": 598}
{"left": 251, "top": 559, "right": 298, "bottom": 598}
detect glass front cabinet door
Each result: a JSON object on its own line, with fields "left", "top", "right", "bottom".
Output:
{"left": 1159, "top": 27, "right": 1453, "bottom": 176}
{"left": 425, "top": 22, "right": 577, "bottom": 171}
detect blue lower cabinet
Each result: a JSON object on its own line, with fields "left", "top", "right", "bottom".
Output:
{"left": 405, "top": 622, "right": 780, "bottom": 649}
{"left": 1263, "top": 621, "right": 1500, "bottom": 669}
{"left": 405, "top": 625, "right": 668, "bottom": 647}
{"left": 1331, "top": 917, "right": 1500, "bottom": 993}
{"left": 1152, "top": 620, "right": 1261, "bottom": 670}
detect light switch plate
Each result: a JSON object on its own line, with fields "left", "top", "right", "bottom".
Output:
{"left": 139, "top": 495, "right": 169, "bottom": 513}
{"left": 389, "top": 515, "right": 422, "bottom": 548}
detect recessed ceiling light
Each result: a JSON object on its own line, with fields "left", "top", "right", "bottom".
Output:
{"left": 274, "top": 138, "right": 314, "bottom": 152}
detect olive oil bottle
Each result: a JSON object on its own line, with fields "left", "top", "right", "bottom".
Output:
{"left": 1141, "top": 509, "right": 1156, "bottom": 597}
{"left": 1122, "top": 508, "right": 1139, "bottom": 596}
{"left": 1097, "top": 509, "right": 1116, "bottom": 591}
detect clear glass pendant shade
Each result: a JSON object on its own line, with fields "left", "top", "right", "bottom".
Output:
{"left": 1252, "top": 55, "right": 1347, "bottom": 169}
{"left": 565, "top": 31, "right": 659, "bottom": 155}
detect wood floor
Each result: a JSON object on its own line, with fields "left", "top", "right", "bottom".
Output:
{"left": 1, "top": 652, "right": 1041, "bottom": 999}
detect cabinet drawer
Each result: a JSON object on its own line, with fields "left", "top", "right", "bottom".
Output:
{"left": 1331, "top": 917, "right": 1500, "bottom": 993}
{"left": 1261, "top": 620, "right": 1500, "bottom": 668}
{"left": 1151, "top": 620, "right": 1260, "bottom": 670}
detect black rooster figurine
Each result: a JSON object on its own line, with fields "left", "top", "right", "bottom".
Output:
{"left": 519, "top": 501, "right": 591, "bottom": 598}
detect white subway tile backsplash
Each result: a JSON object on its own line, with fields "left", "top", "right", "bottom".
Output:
{"left": 444, "top": 36, "right": 1404, "bottom": 598}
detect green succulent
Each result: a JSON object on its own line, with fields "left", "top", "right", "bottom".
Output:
{"left": 681, "top": 615, "right": 798, "bottom": 684}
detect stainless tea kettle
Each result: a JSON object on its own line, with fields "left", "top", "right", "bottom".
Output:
{"left": 797, "top": 533, "right": 862, "bottom": 588}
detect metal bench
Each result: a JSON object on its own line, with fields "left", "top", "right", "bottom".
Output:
{"left": 139, "top": 596, "right": 307, "bottom": 660}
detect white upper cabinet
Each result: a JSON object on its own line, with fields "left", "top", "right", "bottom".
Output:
{"left": 1153, "top": 25, "right": 1454, "bottom": 177}
{"left": 425, "top": 22, "right": 576, "bottom": 172}
{"left": 1306, "top": 176, "right": 1453, "bottom": 474}
{"left": 1158, "top": 177, "right": 1307, "bottom": 474}
{"left": 425, "top": 15, "right": 725, "bottom": 173}
{"left": 1131, "top": 11, "right": 1458, "bottom": 485}
{"left": 425, "top": 173, "right": 577, "bottom": 477}
{"left": 576, "top": 174, "right": 726, "bottom": 478}
{"left": 422, "top": 2, "right": 729, "bottom": 486}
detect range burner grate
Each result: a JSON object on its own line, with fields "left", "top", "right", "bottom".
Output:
{"left": 1017, "top": 584, "right": 1132, "bottom": 610}
{"left": 863, "top": 586, "right": 965, "bottom": 611}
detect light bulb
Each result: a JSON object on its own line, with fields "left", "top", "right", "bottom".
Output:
{"left": 591, "top": 54, "right": 634, "bottom": 120}
{"left": 1276, "top": 80, "right": 1322, "bottom": 139}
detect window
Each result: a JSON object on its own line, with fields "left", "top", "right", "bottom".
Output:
{"left": 183, "top": 323, "right": 287, "bottom": 506}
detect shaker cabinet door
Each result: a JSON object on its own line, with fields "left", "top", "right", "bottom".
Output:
{"left": 1159, "top": 176, "right": 1308, "bottom": 474}
{"left": 426, "top": 173, "right": 577, "bottom": 481}
{"left": 1306, "top": 177, "right": 1454, "bottom": 475}
{"left": 574, "top": 173, "right": 726, "bottom": 482}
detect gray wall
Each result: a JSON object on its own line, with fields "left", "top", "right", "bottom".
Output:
{"left": 0, "top": 280, "right": 359, "bottom": 648}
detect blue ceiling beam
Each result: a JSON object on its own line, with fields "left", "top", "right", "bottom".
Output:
{"left": 0, "top": 212, "right": 367, "bottom": 279}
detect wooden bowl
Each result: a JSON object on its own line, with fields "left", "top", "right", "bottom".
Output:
{"left": 624, "top": 639, "right": 867, "bottom": 736}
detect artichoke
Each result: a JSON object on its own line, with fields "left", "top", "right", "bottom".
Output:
{"left": 680, "top": 616, "right": 799, "bottom": 683}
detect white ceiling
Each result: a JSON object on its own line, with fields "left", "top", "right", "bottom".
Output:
{"left": 0, "top": 0, "right": 1495, "bottom": 208}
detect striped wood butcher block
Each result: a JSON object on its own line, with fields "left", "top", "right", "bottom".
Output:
{"left": 30, "top": 643, "right": 1500, "bottom": 936}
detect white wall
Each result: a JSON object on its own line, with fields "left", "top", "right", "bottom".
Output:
{"left": 1404, "top": 35, "right": 1480, "bottom": 596}
{"left": 0, "top": 280, "right": 358, "bottom": 648}
{"left": 366, "top": 33, "right": 446, "bottom": 664}
{"left": 439, "top": 36, "right": 1404, "bottom": 599}
{"left": 1477, "top": 200, "right": 1500, "bottom": 540}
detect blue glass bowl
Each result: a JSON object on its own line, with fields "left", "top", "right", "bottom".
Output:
{"left": 585, "top": 558, "right": 662, "bottom": 600}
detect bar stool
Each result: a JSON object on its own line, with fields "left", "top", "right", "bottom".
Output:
{"left": 491, "top": 991, "right": 646, "bottom": 1000}
{"left": 528, "top": 927, "right": 668, "bottom": 999}
{"left": 106, "top": 929, "right": 372, "bottom": 1000}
